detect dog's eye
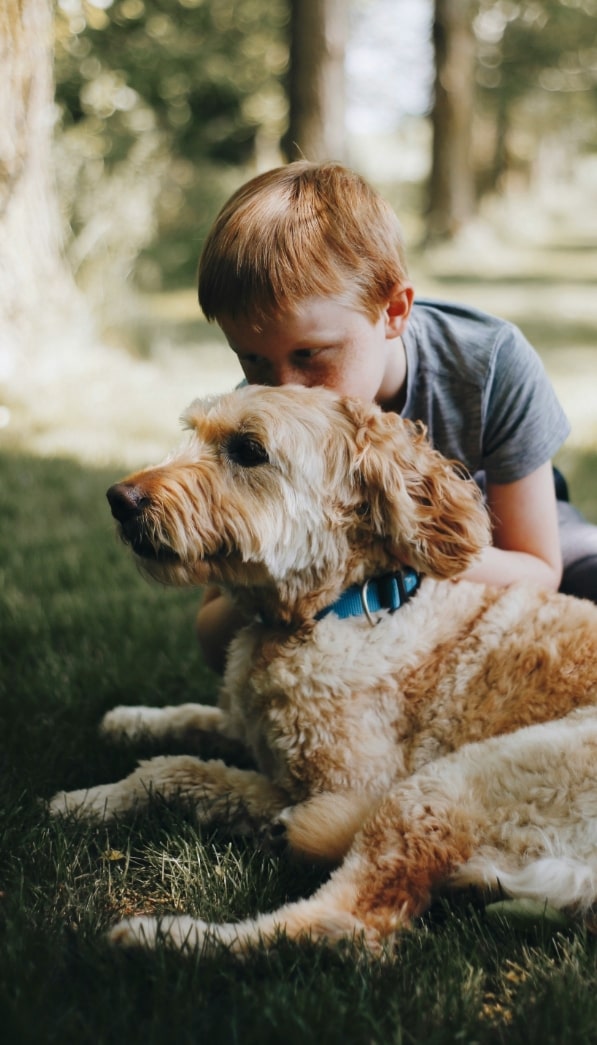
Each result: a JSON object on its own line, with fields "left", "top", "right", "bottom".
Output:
{"left": 226, "top": 434, "right": 270, "bottom": 468}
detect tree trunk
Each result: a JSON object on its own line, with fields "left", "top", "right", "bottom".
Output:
{"left": 284, "top": 0, "right": 347, "bottom": 163}
{"left": 427, "top": 0, "right": 476, "bottom": 241}
{"left": 0, "top": 0, "right": 84, "bottom": 375}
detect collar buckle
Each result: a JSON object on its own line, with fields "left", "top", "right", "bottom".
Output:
{"left": 360, "top": 579, "right": 380, "bottom": 627}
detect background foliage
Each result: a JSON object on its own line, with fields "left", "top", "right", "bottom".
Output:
{"left": 52, "top": 0, "right": 597, "bottom": 289}
{"left": 54, "top": 0, "right": 288, "bottom": 288}
{"left": 474, "top": 0, "right": 597, "bottom": 193}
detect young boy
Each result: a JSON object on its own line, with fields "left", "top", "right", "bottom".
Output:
{"left": 195, "top": 160, "right": 597, "bottom": 673}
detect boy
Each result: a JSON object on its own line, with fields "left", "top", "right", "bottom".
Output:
{"left": 195, "top": 161, "right": 597, "bottom": 673}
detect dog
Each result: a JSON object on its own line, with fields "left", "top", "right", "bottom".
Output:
{"left": 49, "top": 383, "right": 597, "bottom": 956}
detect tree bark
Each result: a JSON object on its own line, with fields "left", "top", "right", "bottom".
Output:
{"left": 284, "top": 0, "right": 347, "bottom": 163}
{"left": 427, "top": 0, "right": 476, "bottom": 241}
{"left": 0, "top": 0, "right": 83, "bottom": 373}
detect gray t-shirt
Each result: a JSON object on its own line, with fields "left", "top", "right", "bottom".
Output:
{"left": 401, "top": 299, "right": 570, "bottom": 484}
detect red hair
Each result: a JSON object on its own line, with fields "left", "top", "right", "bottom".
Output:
{"left": 198, "top": 161, "right": 409, "bottom": 326}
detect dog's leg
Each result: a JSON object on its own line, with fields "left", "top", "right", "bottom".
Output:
{"left": 100, "top": 703, "right": 229, "bottom": 745}
{"left": 345, "top": 713, "right": 597, "bottom": 935}
{"left": 108, "top": 875, "right": 372, "bottom": 955}
{"left": 48, "top": 756, "right": 290, "bottom": 829}
{"left": 108, "top": 779, "right": 477, "bottom": 957}
{"left": 107, "top": 723, "right": 597, "bottom": 957}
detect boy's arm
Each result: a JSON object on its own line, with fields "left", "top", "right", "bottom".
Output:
{"left": 196, "top": 586, "right": 250, "bottom": 674}
{"left": 461, "top": 460, "right": 562, "bottom": 591}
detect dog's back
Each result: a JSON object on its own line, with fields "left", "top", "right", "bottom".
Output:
{"left": 221, "top": 576, "right": 597, "bottom": 804}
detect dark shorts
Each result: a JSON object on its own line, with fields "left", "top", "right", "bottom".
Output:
{"left": 558, "top": 500, "right": 597, "bottom": 603}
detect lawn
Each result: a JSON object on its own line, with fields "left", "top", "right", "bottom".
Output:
{"left": 2, "top": 226, "right": 597, "bottom": 1043}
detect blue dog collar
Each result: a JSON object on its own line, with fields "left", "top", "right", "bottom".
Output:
{"left": 316, "top": 568, "right": 421, "bottom": 624}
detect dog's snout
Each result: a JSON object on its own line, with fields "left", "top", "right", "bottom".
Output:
{"left": 107, "top": 482, "right": 150, "bottom": 522}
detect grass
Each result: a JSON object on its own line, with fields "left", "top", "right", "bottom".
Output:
{"left": 3, "top": 447, "right": 597, "bottom": 1044}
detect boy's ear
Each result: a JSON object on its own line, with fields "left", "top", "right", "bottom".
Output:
{"left": 385, "top": 283, "right": 414, "bottom": 338}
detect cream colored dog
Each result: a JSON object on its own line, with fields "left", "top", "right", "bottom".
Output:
{"left": 50, "top": 384, "right": 597, "bottom": 955}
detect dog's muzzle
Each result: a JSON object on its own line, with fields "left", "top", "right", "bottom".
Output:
{"left": 106, "top": 482, "right": 178, "bottom": 561}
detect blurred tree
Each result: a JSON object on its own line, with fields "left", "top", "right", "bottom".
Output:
{"left": 284, "top": 0, "right": 347, "bottom": 161}
{"left": 427, "top": 0, "right": 477, "bottom": 240}
{"left": 427, "top": 0, "right": 597, "bottom": 239}
{"left": 55, "top": 0, "right": 289, "bottom": 164}
{"left": 54, "top": 0, "right": 289, "bottom": 288}
{"left": 475, "top": 0, "right": 597, "bottom": 195}
{"left": 0, "top": 0, "right": 84, "bottom": 368}
{"left": 48, "top": 0, "right": 597, "bottom": 283}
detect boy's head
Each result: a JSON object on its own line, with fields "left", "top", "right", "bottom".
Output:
{"left": 198, "top": 161, "right": 409, "bottom": 329}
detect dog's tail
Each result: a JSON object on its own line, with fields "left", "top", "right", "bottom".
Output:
{"left": 452, "top": 852, "right": 597, "bottom": 913}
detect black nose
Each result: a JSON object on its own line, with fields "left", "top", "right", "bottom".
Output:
{"left": 106, "top": 483, "right": 149, "bottom": 522}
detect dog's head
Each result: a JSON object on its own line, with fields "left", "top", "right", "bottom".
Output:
{"left": 107, "top": 385, "right": 490, "bottom": 621}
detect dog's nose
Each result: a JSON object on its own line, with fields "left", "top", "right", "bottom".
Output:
{"left": 106, "top": 482, "right": 150, "bottom": 522}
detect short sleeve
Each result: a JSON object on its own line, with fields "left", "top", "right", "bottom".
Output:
{"left": 402, "top": 300, "right": 571, "bottom": 483}
{"left": 481, "top": 325, "right": 570, "bottom": 483}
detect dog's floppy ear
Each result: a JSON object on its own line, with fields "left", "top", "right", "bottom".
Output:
{"left": 338, "top": 398, "right": 491, "bottom": 578}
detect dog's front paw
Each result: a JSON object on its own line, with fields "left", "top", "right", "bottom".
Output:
{"left": 48, "top": 783, "right": 122, "bottom": 821}
{"left": 109, "top": 915, "right": 208, "bottom": 952}
{"left": 108, "top": 915, "right": 161, "bottom": 949}
{"left": 101, "top": 705, "right": 159, "bottom": 743}
{"left": 259, "top": 807, "right": 293, "bottom": 854}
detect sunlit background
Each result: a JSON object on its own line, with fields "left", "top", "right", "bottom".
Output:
{"left": 1, "top": 0, "right": 596, "bottom": 469}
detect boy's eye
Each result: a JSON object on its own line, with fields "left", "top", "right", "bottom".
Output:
{"left": 226, "top": 433, "right": 270, "bottom": 468}
{"left": 294, "top": 348, "right": 321, "bottom": 361}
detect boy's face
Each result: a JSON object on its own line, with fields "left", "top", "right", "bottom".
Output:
{"left": 218, "top": 291, "right": 412, "bottom": 410}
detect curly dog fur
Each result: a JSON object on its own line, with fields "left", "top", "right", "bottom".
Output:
{"left": 50, "top": 384, "right": 597, "bottom": 955}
